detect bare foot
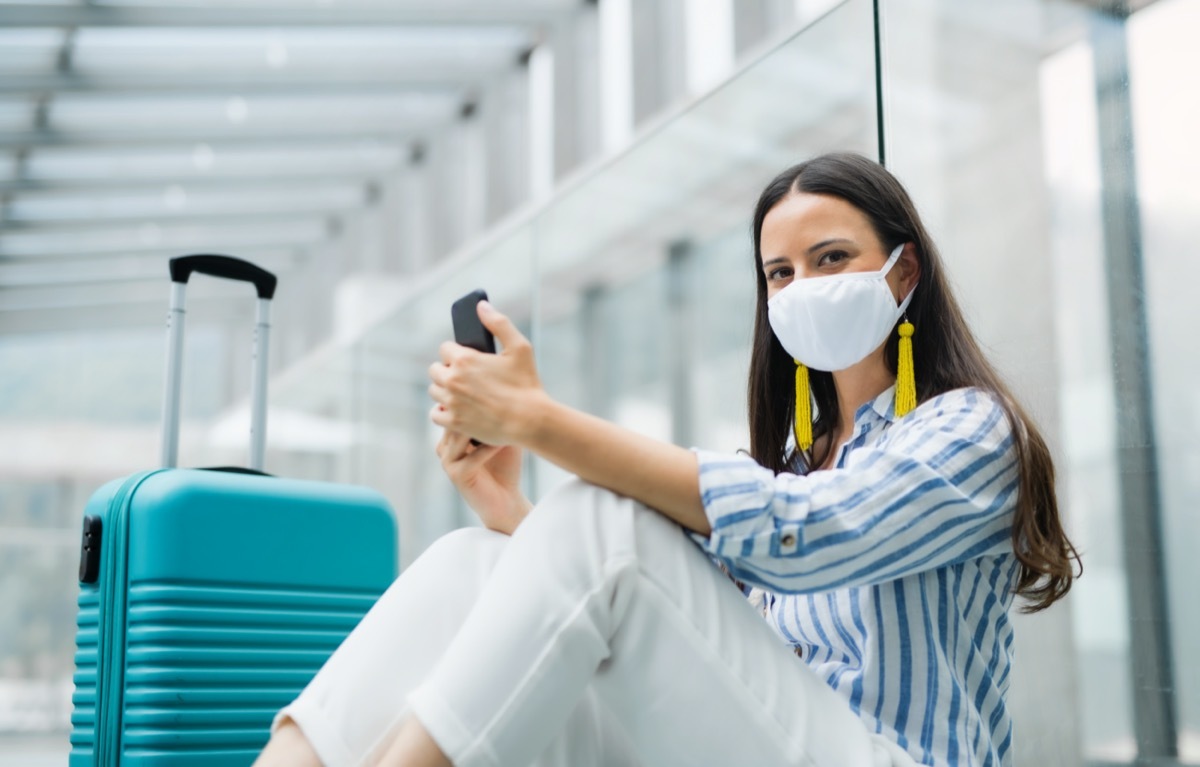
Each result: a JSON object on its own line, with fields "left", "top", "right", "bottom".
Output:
{"left": 374, "top": 717, "right": 451, "bottom": 767}
{"left": 253, "top": 717, "right": 323, "bottom": 767}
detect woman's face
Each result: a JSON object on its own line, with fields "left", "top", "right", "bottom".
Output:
{"left": 759, "top": 192, "right": 917, "bottom": 302}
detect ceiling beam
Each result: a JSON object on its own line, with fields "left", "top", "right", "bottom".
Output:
{"left": 0, "top": 204, "right": 364, "bottom": 231}
{"left": 0, "top": 244, "right": 303, "bottom": 262}
{"left": 0, "top": 173, "right": 382, "bottom": 195}
{"left": 0, "top": 223, "right": 329, "bottom": 258}
{"left": 0, "top": 3, "right": 573, "bottom": 28}
{"left": 0, "top": 128, "right": 416, "bottom": 151}
{"left": 0, "top": 249, "right": 301, "bottom": 286}
{"left": 0, "top": 72, "right": 488, "bottom": 98}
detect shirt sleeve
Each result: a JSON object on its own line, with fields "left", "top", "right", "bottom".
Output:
{"left": 689, "top": 388, "right": 1019, "bottom": 594}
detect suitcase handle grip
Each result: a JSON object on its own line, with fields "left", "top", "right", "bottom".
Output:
{"left": 170, "top": 254, "right": 277, "bottom": 300}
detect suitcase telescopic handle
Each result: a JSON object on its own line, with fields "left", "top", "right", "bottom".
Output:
{"left": 162, "top": 255, "right": 276, "bottom": 472}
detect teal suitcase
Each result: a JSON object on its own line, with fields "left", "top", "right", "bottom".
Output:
{"left": 69, "top": 256, "right": 398, "bottom": 766}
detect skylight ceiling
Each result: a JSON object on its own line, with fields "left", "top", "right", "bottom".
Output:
{"left": 0, "top": 0, "right": 579, "bottom": 331}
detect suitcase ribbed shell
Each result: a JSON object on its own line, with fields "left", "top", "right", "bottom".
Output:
{"left": 70, "top": 470, "right": 396, "bottom": 766}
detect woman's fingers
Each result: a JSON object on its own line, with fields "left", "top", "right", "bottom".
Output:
{"left": 456, "top": 443, "right": 501, "bottom": 471}
{"left": 438, "top": 341, "right": 470, "bottom": 366}
{"left": 427, "top": 381, "right": 448, "bottom": 406}
{"left": 428, "top": 360, "right": 449, "bottom": 385}
{"left": 440, "top": 430, "right": 473, "bottom": 462}
{"left": 429, "top": 403, "right": 452, "bottom": 430}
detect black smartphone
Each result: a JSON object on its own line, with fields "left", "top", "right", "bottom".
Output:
{"left": 450, "top": 289, "right": 495, "bottom": 446}
{"left": 451, "top": 289, "right": 496, "bottom": 354}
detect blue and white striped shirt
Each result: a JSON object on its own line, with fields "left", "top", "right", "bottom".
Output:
{"left": 692, "top": 386, "right": 1020, "bottom": 767}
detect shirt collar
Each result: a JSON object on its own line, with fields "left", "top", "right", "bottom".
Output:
{"left": 854, "top": 384, "right": 897, "bottom": 426}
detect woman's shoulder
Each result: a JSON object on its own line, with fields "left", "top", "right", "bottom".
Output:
{"left": 894, "top": 386, "right": 1014, "bottom": 443}
{"left": 913, "top": 385, "right": 1007, "bottom": 419}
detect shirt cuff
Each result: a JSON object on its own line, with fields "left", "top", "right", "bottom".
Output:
{"left": 690, "top": 448, "right": 776, "bottom": 559}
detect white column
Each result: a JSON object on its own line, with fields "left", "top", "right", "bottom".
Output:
{"left": 457, "top": 105, "right": 487, "bottom": 241}
{"left": 684, "top": 0, "right": 736, "bottom": 95}
{"left": 481, "top": 72, "right": 531, "bottom": 222}
{"left": 599, "top": 0, "right": 634, "bottom": 153}
{"left": 398, "top": 157, "right": 431, "bottom": 273}
{"left": 528, "top": 43, "right": 556, "bottom": 201}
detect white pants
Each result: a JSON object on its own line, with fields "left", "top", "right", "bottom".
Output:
{"left": 275, "top": 479, "right": 917, "bottom": 767}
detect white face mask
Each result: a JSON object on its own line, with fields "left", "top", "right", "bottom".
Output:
{"left": 767, "top": 243, "right": 915, "bottom": 372}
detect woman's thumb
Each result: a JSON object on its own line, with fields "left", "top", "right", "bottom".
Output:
{"left": 477, "top": 301, "right": 526, "bottom": 350}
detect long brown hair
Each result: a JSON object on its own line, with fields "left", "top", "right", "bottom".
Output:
{"left": 747, "top": 152, "right": 1079, "bottom": 612}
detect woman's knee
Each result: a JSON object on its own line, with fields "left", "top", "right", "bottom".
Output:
{"left": 517, "top": 478, "right": 643, "bottom": 562}
{"left": 405, "top": 525, "right": 510, "bottom": 584}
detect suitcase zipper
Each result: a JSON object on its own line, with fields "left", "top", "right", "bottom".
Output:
{"left": 95, "top": 471, "right": 160, "bottom": 767}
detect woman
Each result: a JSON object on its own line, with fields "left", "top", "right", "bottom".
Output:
{"left": 256, "top": 152, "right": 1079, "bottom": 767}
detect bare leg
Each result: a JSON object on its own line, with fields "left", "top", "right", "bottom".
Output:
{"left": 374, "top": 718, "right": 451, "bottom": 767}
{"left": 254, "top": 716, "right": 323, "bottom": 767}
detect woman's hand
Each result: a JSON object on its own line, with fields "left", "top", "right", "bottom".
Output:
{"left": 428, "top": 301, "right": 548, "bottom": 447}
{"left": 429, "top": 299, "right": 706, "bottom": 535}
{"left": 435, "top": 429, "right": 532, "bottom": 535}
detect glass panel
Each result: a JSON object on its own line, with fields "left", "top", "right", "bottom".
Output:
{"left": 883, "top": 0, "right": 1200, "bottom": 763}
{"left": 881, "top": 1, "right": 1103, "bottom": 761}
{"left": 531, "top": 0, "right": 877, "bottom": 496}
{"left": 267, "top": 0, "right": 879, "bottom": 565}
{"left": 1041, "top": 35, "right": 1133, "bottom": 761}
{"left": 0, "top": 542, "right": 77, "bottom": 730}
{"left": 1129, "top": 0, "right": 1200, "bottom": 759}
{"left": 0, "top": 328, "right": 224, "bottom": 422}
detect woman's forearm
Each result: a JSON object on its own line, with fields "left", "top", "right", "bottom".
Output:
{"left": 514, "top": 393, "right": 710, "bottom": 535}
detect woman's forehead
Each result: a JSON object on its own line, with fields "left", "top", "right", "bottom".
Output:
{"left": 761, "top": 193, "right": 876, "bottom": 251}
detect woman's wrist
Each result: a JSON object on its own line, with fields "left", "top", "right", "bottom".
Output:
{"left": 511, "top": 388, "right": 555, "bottom": 449}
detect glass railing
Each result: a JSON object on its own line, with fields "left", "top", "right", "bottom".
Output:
{"left": 270, "top": 0, "right": 880, "bottom": 563}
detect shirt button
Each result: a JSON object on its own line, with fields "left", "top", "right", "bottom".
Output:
{"left": 781, "top": 533, "right": 797, "bottom": 547}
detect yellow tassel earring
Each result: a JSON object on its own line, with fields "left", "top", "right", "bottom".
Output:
{"left": 895, "top": 317, "right": 917, "bottom": 417}
{"left": 794, "top": 360, "right": 813, "bottom": 451}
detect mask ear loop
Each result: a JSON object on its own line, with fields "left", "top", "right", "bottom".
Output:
{"left": 895, "top": 313, "right": 917, "bottom": 417}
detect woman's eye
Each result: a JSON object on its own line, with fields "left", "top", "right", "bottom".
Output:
{"left": 767, "top": 266, "right": 793, "bottom": 281}
{"left": 818, "top": 250, "right": 849, "bottom": 267}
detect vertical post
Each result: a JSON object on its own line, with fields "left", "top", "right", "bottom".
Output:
{"left": 580, "top": 284, "right": 611, "bottom": 419}
{"left": 871, "top": 0, "right": 886, "bottom": 167}
{"left": 1090, "top": 8, "right": 1177, "bottom": 761}
{"left": 249, "top": 297, "right": 271, "bottom": 472}
{"left": 666, "top": 240, "right": 695, "bottom": 448}
{"left": 161, "top": 281, "right": 187, "bottom": 469}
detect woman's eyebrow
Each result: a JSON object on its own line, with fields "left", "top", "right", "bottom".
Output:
{"left": 762, "top": 238, "right": 855, "bottom": 270}
{"left": 806, "top": 238, "right": 854, "bottom": 254}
